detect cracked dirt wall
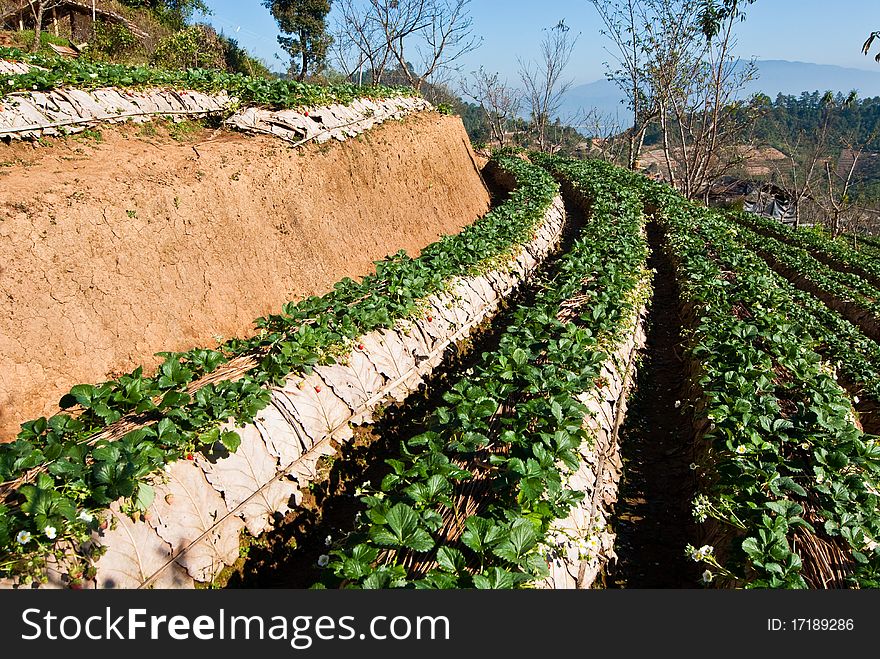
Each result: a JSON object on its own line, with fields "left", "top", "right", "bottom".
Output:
{"left": 0, "top": 112, "right": 490, "bottom": 440}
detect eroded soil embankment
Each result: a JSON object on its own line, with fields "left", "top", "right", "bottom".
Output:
{"left": 0, "top": 112, "right": 491, "bottom": 440}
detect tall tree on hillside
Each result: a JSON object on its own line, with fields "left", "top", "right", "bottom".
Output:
{"left": 696, "top": 0, "right": 757, "bottom": 39}
{"left": 263, "top": 0, "right": 333, "bottom": 81}
{"left": 588, "top": 0, "right": 657, "bottom": 169}
{"left": 592, "top": 0, "right": 758, "bottom": 197}
{"left": 648, "top": 0, "right": 759, "bottom": 200}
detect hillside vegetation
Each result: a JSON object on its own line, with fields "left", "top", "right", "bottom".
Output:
{"left": 0, "top": 0, "right": 271, "bottom": 76}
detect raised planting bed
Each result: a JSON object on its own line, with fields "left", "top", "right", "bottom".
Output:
{"left": 315, "top": 156, "right": 651, "bottom": 589}
{"left": 0, "top": 46, "right": 413, "bottom": 109}
{"left": 0, "top": 46, "right": 420, "bottom": 141}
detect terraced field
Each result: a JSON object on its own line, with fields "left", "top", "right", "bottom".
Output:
{"left": 1, "top": 50, "right": 879, "bottom": 588}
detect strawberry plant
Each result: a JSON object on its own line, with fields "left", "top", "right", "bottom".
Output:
{"left": 0, "top": 46, "right": 414, "bottom": 110}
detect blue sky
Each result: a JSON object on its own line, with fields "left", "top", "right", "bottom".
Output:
{"left": 195, "top": 1, "right": 879, "bottom": 84}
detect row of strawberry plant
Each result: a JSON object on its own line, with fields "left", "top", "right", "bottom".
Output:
{"left": 0, "top": 46, "right": 412, "bottom": 108}
{"left": 317, "top": 157, "right": 649, "bottom": 589}
{"left": 729, "top": 219, "right": 880, "bottom": 340}
{"left": 688, "top": 219, "right": 880, "bottom": 431}
{"left": 722, "top": 240, "right": 880, "bottom": 425}
{"left": 847, "top": 232, "right": 880, "bottom": 254}
{"left": 784, "top": 286, "right": 880, "bottom": 422}
{"left": 0, "top": 156, "right": 560, "bottom": 581}
{"left": 731, "top": 210, "right": 880, "bottom": 290}
{"left": 718, "top": 218, "right": 880, "bottom": 430}
{"left": 844, "top": 236, "right": 880, "bottom": 267}
{"left": 642, "top": 180, "right": 880, "bottom": 588}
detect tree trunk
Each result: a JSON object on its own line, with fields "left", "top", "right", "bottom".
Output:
{"left": 659, "top": 101, "right": 676, "bottom": 186}
{"left": 32, "top": 4, "right": 45, "bottom": 53}
{"left": 298, "top": 30, "right": 309, "bottom": 81}
{"left": 628, "top": 130, "right": 638, "bottom": 170}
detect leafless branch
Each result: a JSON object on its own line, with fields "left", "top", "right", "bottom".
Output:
{"left": 517, "top": 20, "right": 578, "bottom": 152}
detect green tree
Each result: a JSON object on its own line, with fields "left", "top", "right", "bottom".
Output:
{"left": 262, "top": 0, "right": 333, "bottom": 81}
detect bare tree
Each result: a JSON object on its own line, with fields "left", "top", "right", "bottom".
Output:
{"left": 460, "top": 67, "right": 520, "bottom": 147}
{"left": 818, "top": 99, "right": 878, "bottom": 237}
{"left": 768, "top": 93, "right": 840, "bottom": 228}
{"left": 569, "top": 106, "right": 627, "bottom": 163}
{"left": 641, "top": 0, "right": 758, "bottom": 200}
{"left": 518, "top": 20, "right": 578, "bottom": 152}
{"left": 335, "top": 0, "right": 479, "bottom": 90}
{"left": 823, "top": 147, "right": 861, "bottom": 238}
{"left": 405, "top": 0, "right": 481, "bottom": 90}
{"left": 591, "top": 0, "right": 759, "bottom": 193}
{"left": 368, "top": 0, "right": 428, "bottom": 84}
{"left": 26, "top": 0, "right": 63, "bottom": 52}
{"left": 588, "top": 0, "right": 658, "bottom": 169}
{"left": 331, "top": 0, "right": 394, "bottom": 84}
{"left": 328, "top": 21, "right": 364, "bottom": 80}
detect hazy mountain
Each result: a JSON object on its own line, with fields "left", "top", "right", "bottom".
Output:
{"left": 560, "top": 60, "right": 880, "bottom": 126}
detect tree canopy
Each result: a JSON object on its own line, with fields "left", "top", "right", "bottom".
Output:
{"left": 262, "top": 0, "right": 333, "bottom": 81}
{"left": 698, "top": 0, "right": 757, "bottom": 39}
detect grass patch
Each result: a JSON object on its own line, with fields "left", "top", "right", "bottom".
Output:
{"left": 167, "top": 119, "right": 203, "bottom": 141}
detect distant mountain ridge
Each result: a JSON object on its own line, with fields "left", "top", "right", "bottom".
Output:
{"left": 561, "top": 59, "right": 880, "bottom": 125}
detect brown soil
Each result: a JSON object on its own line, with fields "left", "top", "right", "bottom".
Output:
{"left": 0, "top": 112, "right": 491, "bottom": 440}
